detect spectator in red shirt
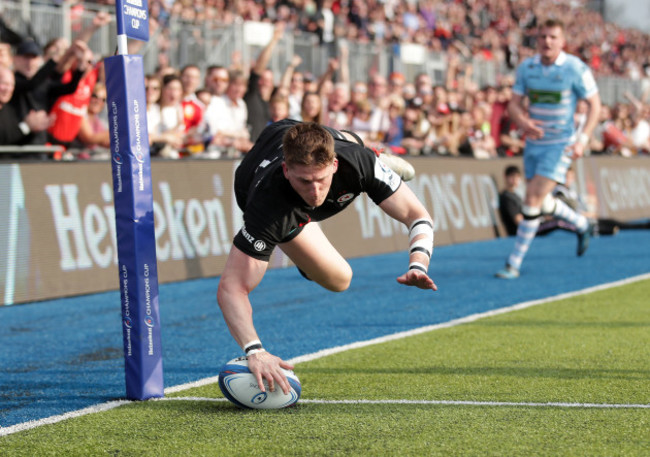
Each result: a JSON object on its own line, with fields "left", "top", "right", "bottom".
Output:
{"left": 180, "top": 64, "right": 205, "bottom": 132}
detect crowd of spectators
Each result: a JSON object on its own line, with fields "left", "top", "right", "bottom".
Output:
{"left": 0, "top": 0, "right": 649, "bottom": 160}
{"left": 131, "top": 0, "right": 650, "bottom": 82}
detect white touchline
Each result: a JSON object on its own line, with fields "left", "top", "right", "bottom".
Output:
{"left": 158, "top": 397, "right": 650, "bottom": 409}
{"left": 0, "top": 401, "right": 130, "bottom": 437}
{"left": 166, "top": 271, "right": 650, "bottom": 391}
{"left": 3, "top": 272, "right": 649, "bottom": 437}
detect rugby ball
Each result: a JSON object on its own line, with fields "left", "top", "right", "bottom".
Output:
{"left": 218, "top": 356, "right": 301, "bottom": 409}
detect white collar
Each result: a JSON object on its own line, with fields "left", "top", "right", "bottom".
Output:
{"left": 534, "top": 51, "right": 567, "bottom": 66}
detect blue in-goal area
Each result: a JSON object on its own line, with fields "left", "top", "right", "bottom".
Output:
{"left": 1, "top": 229, "right": 649, "bottom": 427}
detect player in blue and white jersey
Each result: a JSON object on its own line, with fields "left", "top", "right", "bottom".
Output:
{"left": 496, "top": 19, "right": 602, "bottom": 279}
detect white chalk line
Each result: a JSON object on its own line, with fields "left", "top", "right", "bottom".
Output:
{"left": 0, "top": 401, "right": 131, "bottom": 437}
{"left": 2, "top": 272, "right": 649, "bottom": 437}
{"left": 159, "top": 396, "right": 650, "bottom": 409}
{"left": 166, "top": 272, "right": 650, "bottom": 392}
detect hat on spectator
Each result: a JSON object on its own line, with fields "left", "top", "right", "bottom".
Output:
{"left": 16, "top": 40, "right": 42, "bottom": 57}
{"left": 389, "top": 72, "right": 405, "bottom": 84}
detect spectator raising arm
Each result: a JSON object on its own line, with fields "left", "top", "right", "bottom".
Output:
{"left": 245, "top": 21, "right": 285, "bottom": 140}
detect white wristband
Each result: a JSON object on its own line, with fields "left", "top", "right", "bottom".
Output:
{"left": 578, "top": 132, "right": 589, "bottom": 146}
{"left": 243, "top": 339, "right": 262, "bottom": 352}
{"left": 246, "top": 348, "right": 266, "bottom": 356}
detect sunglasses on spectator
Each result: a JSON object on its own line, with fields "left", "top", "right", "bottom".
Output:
{"left": 146, "top": 85, "right": 161, "bottom": 91}
{"left": 91, "top": 93, "right": 106, "bottom": 102}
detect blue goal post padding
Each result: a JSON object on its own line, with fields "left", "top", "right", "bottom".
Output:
{"left": 105, "top": 54, "right": 164, "bottom": 400}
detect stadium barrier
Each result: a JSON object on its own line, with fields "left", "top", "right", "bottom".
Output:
{"left": 1, "top": 155, "right": 649, "bottom": 306}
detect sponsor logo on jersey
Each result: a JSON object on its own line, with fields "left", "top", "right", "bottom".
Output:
{"left": 241, "top": 225, "right": 255, "bottom": 244}
{"left": 529, "top": 89, "right": 562, "bottom": 104}
{"left": 374, "top": 158, "right": 400, "bottom": 191}
{"left": 288, "top": 217, "right": 311, "bottom": 235}
{"left": 337, "top": 192, "right": 355, "bottom": 203}
{"left": 241, "top": 225, "right": 267, "bottom": 252}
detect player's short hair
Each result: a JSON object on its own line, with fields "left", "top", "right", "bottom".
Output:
{"left": 282, "top": 122, "right": 336, "bottom": 167}
{"left": 505, "top": 165, "right": 521, "bottom": 177}
{"left": 541, "top": 18, "right": 565, "bottom": 32}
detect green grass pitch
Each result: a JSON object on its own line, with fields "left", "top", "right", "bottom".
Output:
{"left": 1, "top": 279, "right": 648, "bottom": 456}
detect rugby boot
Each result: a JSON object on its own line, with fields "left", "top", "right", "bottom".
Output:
{"left": 577, "top": 221, "right": 595, "bottom": 256}
{"left": 495, "top": 264, "right": 520, "bottom": 279}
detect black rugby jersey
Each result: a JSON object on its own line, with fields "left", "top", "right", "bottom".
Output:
{"left": 233, "top": 119, "right": 402, "bottom": 260}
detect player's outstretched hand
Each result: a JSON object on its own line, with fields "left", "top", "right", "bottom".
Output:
{"left": 247, "top": 350, "right": 295, "bottom": 395}
{"left": 397, "top": 270, "right": 438, "bottom": 291}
